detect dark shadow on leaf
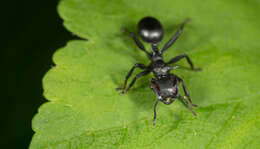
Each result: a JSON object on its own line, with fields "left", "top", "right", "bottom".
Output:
{"left": 110, "top": 73, "right": 154, "bottom": 110}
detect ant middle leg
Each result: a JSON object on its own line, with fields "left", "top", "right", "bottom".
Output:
{"left": 121, "top": 28, "right": 152, "bottom": 59}
{"left": 167, "top": 54, "right": 201, "bottom": 71}
{"left": 116, "top": 63, "right": 147, "bottom": 91}
{"left": 120, "top": 70, "right": 150, "bottom": 95}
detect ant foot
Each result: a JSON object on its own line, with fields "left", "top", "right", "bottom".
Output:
{"left": 190, "top": 109, "right": 197, "bottom": 116}
{"left": 116, "top": 87, "right": 123, "bottom": 91}
{"left": 121, "top": 27, "right": 127, "bottom": 33}
{"left": 153, "top": 119, "right": 156, "bottom": 126}
{"left": 184, "top": 18, "right": 191, "bottom": 24}
{"left": 193, "top": 67, "right": 202, "bottom": 71}
{"left": 192, "top": 104, "right": 199, "bottom": 108}
{"left": 120, "top": 91, "right": 126, "bottom": 95}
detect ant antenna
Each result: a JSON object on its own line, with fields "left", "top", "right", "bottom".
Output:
{"left": 153, "top": 100, "right": 159, "bottom": 126}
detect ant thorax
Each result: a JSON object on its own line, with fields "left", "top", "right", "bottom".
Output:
{"left": 153, "top": 66, "right": 171, "bottom": 77}
{"left": 152, "top": 59, "right": 171, "bottom": 77}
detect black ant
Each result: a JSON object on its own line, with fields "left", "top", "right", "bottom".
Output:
{"left": 117, "top": 17, "right": 201, "bottom": 126}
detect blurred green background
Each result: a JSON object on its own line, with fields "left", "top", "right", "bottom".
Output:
{"left": 0, "top": 0, "right": 73, "bottom": 148}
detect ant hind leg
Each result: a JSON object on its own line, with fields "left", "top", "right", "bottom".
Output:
{"left": 121, "top": 28, "right": 152, "bottom": 59}
{"left": 160, "top": 19, "right": 190, "bottom": 54}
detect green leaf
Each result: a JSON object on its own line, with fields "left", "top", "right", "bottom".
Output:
{"left": 30, "top": 0, "right": 260, "bottom": 148}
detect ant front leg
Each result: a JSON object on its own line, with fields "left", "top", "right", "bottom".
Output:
{"left": 178, "top": 96, "right": 197, "bottom": 116}
{"left": 176, "top": 76, "right": 198, "bottom": 108}
{"left": 116, "top": 63, "right": 147, "bottom": 91}
{"left": 167, "top": 54, "right": 201, "bottom": 71}
{"left": 120, "top": 70, "right": 151, "bottom": 94}
{"left": 121, "top": 28, "right": 152, "bottom": 59}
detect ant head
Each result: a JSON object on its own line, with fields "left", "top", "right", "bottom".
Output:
{"left": 138, "top": 17, "right": 164, "bottom": 44}
{"left": 151, "top": 76, "right": 179, "bottom": 105}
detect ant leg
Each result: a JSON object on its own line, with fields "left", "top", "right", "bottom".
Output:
{"left": 121, "top": 28, "right": 152, "bottom": 59}
{"left": 178, "top": 96, "right": 197, "bottom": 116}
{"left": 153, "top": 100, "right": 159, "bottom": 126}
{"left": 176, "top": 76, "right": 198, "bottom": 107}
{"left": 160, "top": 18, "right": 190, "bottom": 54}
{"left": 167, "top": 54, "right": 201, "bottom": 71}
{"left": 116, "top": 63, "right": 146, "bottom": 91}
{"left": 120, "top": 70, "right": 150, "bottom": 94}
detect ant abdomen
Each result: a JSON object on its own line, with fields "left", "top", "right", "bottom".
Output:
{"left": 138, "top": 17, "right": 164, "bottom": 44}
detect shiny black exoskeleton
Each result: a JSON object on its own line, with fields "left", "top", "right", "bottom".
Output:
{"left": 117, "top": 17, "right": 201, "bottom": 126}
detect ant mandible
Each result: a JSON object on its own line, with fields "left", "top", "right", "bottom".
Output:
{"left": 117, "top": 17, "right": 201, "bottom": 126}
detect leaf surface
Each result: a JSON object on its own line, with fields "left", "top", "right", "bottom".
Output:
{"left": 30, "top": 0, "right": 260, "bottom": 148}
